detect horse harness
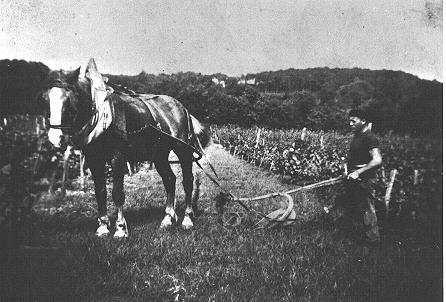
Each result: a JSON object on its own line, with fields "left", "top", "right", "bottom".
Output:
{"left": 117, "top": 91, "right": 204, "bottom": 164}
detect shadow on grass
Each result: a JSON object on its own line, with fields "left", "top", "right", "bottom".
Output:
{"left": 3, "top": 206, "right": 176, "bottom": 300}
{"left": 0, "top": 241, "right": 76, "bottom": 301}
{"left": 31, "top": 212, "right": 97, "bottom": 234}
{"left": 123, "top": 206, "right": 165, "bottom": 226}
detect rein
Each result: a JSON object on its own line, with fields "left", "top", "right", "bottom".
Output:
{"left": 48, "top": 124, "right": 75, "bottom": 130}
{"left": 128, "top": 95, "right": 212, "bottom": 167}
{"left": 128, "top": 120, "right": 205, "bottom": 165}
{"left": 212, "top": 171, "right": 346, "bottom": 228}
{"left": 49, "top": 107, "right": 100, "bottom": 138}
{"left": 124, "top": 95, "right": 346, "bottom": 227}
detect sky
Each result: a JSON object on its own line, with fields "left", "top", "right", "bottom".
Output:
{"left": 0, "top": 0, "right": 443, "bottom": 81}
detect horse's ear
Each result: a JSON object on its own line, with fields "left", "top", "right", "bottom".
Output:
{"left": 87, "top": 58, "right": 98, "bottom": 73}
{"left": 66, "top": 67, "right": 81, "bottom": 83}
{"left": 85, "top": 59, "right": 107, "bottom": 93}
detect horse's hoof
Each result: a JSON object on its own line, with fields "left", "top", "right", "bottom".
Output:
{"left": 114, "top": 220, "right": 129, "bottom": 238}
{"left": 181, "top": 215, "right": 194, "bottom": 230}
{"left": 160, "top": 214, "right": 175, "bottom": 228}
{"left": 113, "top": 229, "right": 128, "bottom": 238}
{"left": 96, "top": 224, "right": 110, "bottom": 237}
{"left": 96, "top": 216, "right": 110, "bottom": 237}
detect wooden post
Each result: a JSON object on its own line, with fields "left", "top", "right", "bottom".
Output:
{"left": 413, "top": 169, "right": 419, "bottom": 185}
{"left": 33, "top": 135, "right": 44, "bottom": 175}
{"left": 79, "top": 151, "right": 85, "bottom": 189}
{"left": 61, "top": 145, "right": 73, "bottom": 197}
{"left": 300, "top": 127, "right": 307, "bottom": 140}
{"left": 255, "top": 128, "right": 261, "bottom": 148}
{"left": 35, "top": 116, "right": 40, "bottom": 135}
{"left": 385, "top": 169, "right": 397, "bottom": 214}
{"left": 320, "top": 135, "right": 324, "bottom": 148}
{"left": 127, "top": 162, "right": 133, "bottom": 176}
{"left": 48, "top": 163, "right": 57, "bottom": 195}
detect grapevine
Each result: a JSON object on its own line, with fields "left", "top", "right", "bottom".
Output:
{"left": 214, "top": 125, "right": 442, "bottom": 224}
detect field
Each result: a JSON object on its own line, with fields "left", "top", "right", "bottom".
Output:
{"left": 0, "top": 119, "right": 443, "bottom": 301}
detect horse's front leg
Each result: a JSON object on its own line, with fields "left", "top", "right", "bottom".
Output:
{"left": 111, "top": 152, "right": 129, "bottom": 238}
{"left": 87, "top": 156, "right": 109, "bottom": 236}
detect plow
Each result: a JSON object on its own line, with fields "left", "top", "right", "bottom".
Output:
{"left": 211, "top": 170, "right": 346, "bottom": 229}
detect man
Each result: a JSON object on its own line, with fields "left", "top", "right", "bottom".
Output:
{"left": 334, "top": 108, "right": 382, "bottom": 243}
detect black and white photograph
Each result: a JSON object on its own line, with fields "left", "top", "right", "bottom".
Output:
{"left": 0, "top": 0, "right": 442, "bottom": 301}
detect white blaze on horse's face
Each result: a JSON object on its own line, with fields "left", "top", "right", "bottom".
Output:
{"left": 48, "top": 87, "right": 65, "bottom": 148}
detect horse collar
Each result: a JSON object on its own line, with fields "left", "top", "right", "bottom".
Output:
{"left": 71, "top": 97, "right": 114, "bottom": 147}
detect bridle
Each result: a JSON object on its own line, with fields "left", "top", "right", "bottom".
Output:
{"left": 47, "top": 82, "right": 81, "bottom": 132}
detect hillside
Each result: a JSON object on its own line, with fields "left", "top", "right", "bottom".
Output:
{"left": 0, "top": 59, "right": 442, "bottom": 136}
{"left": 107, "top": 67, "right": 442, "bottom": 136}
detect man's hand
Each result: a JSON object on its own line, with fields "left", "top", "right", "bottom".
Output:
{"left": 348, "top": 171, "right": 360, "bottom": 180}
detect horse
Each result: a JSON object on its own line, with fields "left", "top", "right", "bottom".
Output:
{"left": 42, "top": 58, "right": 212, "bottom": 237}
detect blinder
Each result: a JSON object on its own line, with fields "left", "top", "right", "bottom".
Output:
{"left": 47, "top": 83, "right": 80, "bottom": 132}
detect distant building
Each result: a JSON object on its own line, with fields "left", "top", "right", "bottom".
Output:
{"left": 237, "top": 78, "right": 256, "bottom": 85}
{"left": 212, "top": 77, "right": 226, "bottom": 88}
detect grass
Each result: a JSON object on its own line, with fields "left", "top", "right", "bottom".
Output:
{"left": 1, "top": 144, "right": 442, "bottom": 301}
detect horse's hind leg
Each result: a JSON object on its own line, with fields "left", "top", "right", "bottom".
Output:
{"left": 87, "top": 155, "right": 110, "bottom": 236}
{"left": 111, "top": 152, "right": 129, "bottom": 238}
{"left": 179, "top": 153, "right": 194, "bottom": 230}
{"left": 154, "top": 152, "right": 177, "bottom": 228}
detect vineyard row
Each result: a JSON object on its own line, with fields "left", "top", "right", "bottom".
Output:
{"left": 212, "top": 125, "right": 442, "bottom": 219}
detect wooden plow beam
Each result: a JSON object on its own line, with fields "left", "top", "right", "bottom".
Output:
{"left": 220, "top": 176, "right": 345, "bottom": 228}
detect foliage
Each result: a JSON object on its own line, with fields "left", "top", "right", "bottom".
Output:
{"left": 213, "top": 125, "right": 442, "bottom": 225}
{"left": 0, "top": 59, "right": 50, "bottom": 115}
{"left": 0, "top": 60, "right": 442, "bottom": 136}
{"left": 107, "top": 68, "right": 441, "bottom": 136}
{"left": 0, "top": 118, "right": 37, "bottom": 272}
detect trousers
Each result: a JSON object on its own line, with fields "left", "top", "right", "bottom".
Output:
{"left": 333, "top": 178, "right": 380, "bottom": 242}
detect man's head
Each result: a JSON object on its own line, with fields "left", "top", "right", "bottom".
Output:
{"left": 349, "top": 108, "right": 369, "bottom": 133}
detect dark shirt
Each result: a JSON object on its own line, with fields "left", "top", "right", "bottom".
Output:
{"left": 347, "top": 130, "right": 380, "bottom": 179}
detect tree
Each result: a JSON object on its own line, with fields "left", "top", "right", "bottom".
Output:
{"left": 0, "top": 59, "right": 50, "bottom": 115}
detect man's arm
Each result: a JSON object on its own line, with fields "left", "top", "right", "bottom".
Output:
{"left": 348, "top": 148, "right": 382, "bottom": 180}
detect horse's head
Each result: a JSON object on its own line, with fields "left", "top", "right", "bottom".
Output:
{"left": 44, "top": 68, "right": 84, "bottom": 147}
{"left": 43, "top": 58, "right": 108, "bottom": 148}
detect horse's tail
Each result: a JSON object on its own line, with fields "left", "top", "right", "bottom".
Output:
{"left": 188, "top": 112, "right": 219, "bottom": 178}
{"left": 190, "top": 114, "right": 212, "bottom": 151}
